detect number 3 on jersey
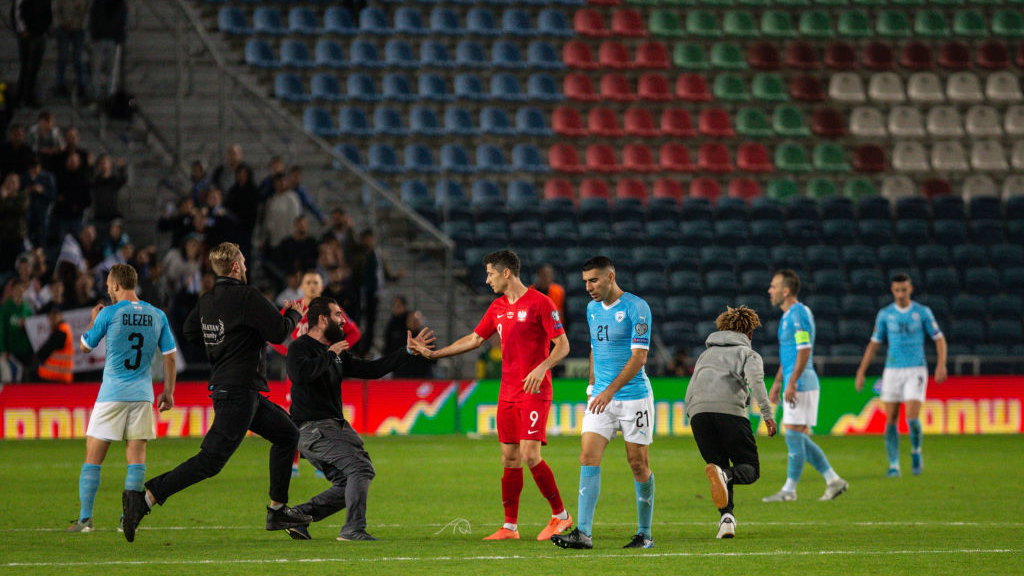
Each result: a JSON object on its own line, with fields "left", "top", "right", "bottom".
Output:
{"left": 124, "top": 332, "right": 145, "bottom": 370}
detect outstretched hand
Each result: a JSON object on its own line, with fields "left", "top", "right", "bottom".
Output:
{"left": 407, "top": 328, "right": 437, "bottom": 357}
{"left": 283, "top": 300, "right": 304, "bottom": 314}
{"left": 328, "top": 340, "right": 350, "bottom": 355}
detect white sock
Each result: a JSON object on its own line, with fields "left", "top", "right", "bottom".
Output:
{"left": 782, "top": 478, "right": 798, "bottom": 492}
{"left": 553, "top": 510, "right": 568, "bottom": 520}
{"left": 144, "top": 492, "right": 155, "bottom": 509}
{"left": 721, "top": 513, "right": 735, "bottom": 522}
{"left": 269, "top": 503, "right": 284, "bottom": 510}
{"left": 503, "top": 522, "right": 518, "bottom": 531}
{"left": 823, "top": 469, "right": 840, "bottom": 483}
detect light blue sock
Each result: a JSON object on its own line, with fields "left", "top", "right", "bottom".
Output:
{"left": 908, "top": 419, "right": 922, "bottom": 454}
{"left": 635, "top": 473, "right": 655, "bottom": 539}
{"left": 577, "top": 466, "right": 601, "bottom": 537}
{"left": 803, "top": 434, "right": 834, "bottom": 475}
{"left": 125, "top": 464, "right": 146, "bottom": 492}
{"left": 785, "top": 432, "right": 806, "bottom": 484}
{"left": 78, "top": 464, "right": 101, "bottom": 521}
{"left": 885, "top": 423, "right": 900, "bottom": 467}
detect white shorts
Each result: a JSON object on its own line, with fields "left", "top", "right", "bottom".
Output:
{"left": 581, "top": 395, "right": 655, "bottom": 446}
{"left": 781, "top": 389, "right": 819, "bottom": 427}
{"left": 86, "top": 401, "right": 155, "bottom": 442}
{"left": 880, "top": 367, "right": 929, "bottom": 404}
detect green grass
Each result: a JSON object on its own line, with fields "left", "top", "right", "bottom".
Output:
{"left": 0, "top": 434, "right": 1020, "bottom": 576}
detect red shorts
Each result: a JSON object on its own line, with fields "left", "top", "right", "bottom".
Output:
{"left": 496, "top": 397, "right": 551, "bottom": 445}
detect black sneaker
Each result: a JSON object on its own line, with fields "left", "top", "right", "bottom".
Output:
{"left": 623, "top": 533, "right": 654, "bottom": 549}
{"left": 551, "top": 528, "right": 593, "bottom": 550}
{"left": 121, "top": 490, "right": 150, "bottom": 543}
{"left": 336, "top": 530, "right": 378, "bottom": 541}
{"left": 285, "top": 525, "right": 312, "bottom": 540}
{"left": 266, "top": 506, "right": 314, "bottom": 531}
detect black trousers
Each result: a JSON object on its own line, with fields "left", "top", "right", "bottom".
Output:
{"left": 146, "top": 388, "right": 299, "bottom": 505}
{"left": 294, "top": 419, "right": 376, "bottom": 535}
{"left": 16, "top": 34, "right": 46, "bottom": 106}
{"left": 690, "top": 412, "right": 760, "bottom": 515}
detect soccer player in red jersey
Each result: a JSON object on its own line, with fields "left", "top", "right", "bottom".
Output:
{"left": 413, "top": 250, "right": 573, "bottom": 541}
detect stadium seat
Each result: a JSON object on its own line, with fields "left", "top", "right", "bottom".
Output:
{"left": 690, "top": 178, "right": 723, "bottom": 204}
{"left": 274, "top": 73, "right": 309, "bottom": 103}
{"left": 549, "top": 144, "right": 584, "bottom": 174}
{"left": 373, "top": 106, "right": 405, "bottom": 136}
{"left": 479, "top": 107, "right": 514, "bottom": 136}
{"left": 586, "top": 144, "right": 619, "bottom": 173}
{"left": 395, "top": 7, "right": 427, "bottom": 35}
{"left": 824, "top": 41, "right": 857, "bottom": 70}
{"left": 986, "top": 72, "right": 1024, "bottom": 103}
{"left": 442, "top": 106, "right": 475, "bottom": 136}
{"left": 309, "top": 74, "right": 342, "bottom": 103}
{"left": 574, "top": 8, "right": 608, "bottom": 36}
{"left": 773, "top": 105, "right": 809, "bottom": 137}
{"left": 713, "top": 74, "right": 749, "bottom": 102}
{"left": 775, "top": 143, "right": 812, "bottom": 172}
{"left": 970, "top": 141, "right": 1009, "bottom": 172}
{"left": 323, "top": 7, "right": 356, "bottom": 35}
{"left": 659, "top": 143, "right": 695, "bottom": 172}
{"left": 829, "top": 73, "right": 866, "bottom": 103}
{"left": 748, "top": 42, "right": 783, "bottom": 71}
{"left": 938, "top": 41, "right": 971, "bottom": 70}
{"left": 947, "top": 72, "right": 984, "bottom": 103}
{"left": 253, "top": 7, "right": 287, "bottom": 35}
{"left": 636, "top": 41, "right": 669, "bottom": 69}
{"left": 455, "top": 40, "right": 487, "bottom": 69}
{"left": 712, "top": 43, "right": 747, "bottom": 71}
{"left": 477, "top": 144, "right": 509, "bottom": 173}
{"left": 502, "top": 8, "right": 533, "bottom": 36}
{"left": 623, "top": 144, "right": 657, "bottom": 172}
{"left": 977, "top": 40, "right": 1010, "bottom": 70}
{"left": 612, "top": 8, "right": 646, "bottom": 37}
{"left": 676, "top": 74, "right": 712, "bottom": 102}
{"left": 954, "top": 9, "right": 988, "bottom": 38}
{"left": 844, "top": 178, "right": 879, "bottom": 199}
{"left": 675, "top": 43, "right": 709, "bottom": 70}
{"left": 490, "top": 74, "right": 525, "bottom": 102}
{"left": 538, "top": 9, "right": 573, "bottom": 37}
{"left": 313, "top": 40, "right": 347, "bottom": 70}
{"left": 661, "top": 108, "right": 696, "bottom": 137}
{"left": 790, "top": 75, "right": 826, "bottom": 102}
{"left": 600, "top": 73, "right": 635, "bottom": 102}
{"left": 907, "top": 72, "right": 945, "bottom": 103}
{"left": 785, "top": 41, "right": 821, "bottom": 70}
{"left": 492, "top": 41, "right": 526, "bottom": 69}
{"left": 737, "top": 143, "right": 774, "bottom": 173}
{"left": 931, "top": 142, "right": 969, "bottom": 172}
{"left": 245, "top": 39, "right": 278, "bottom": 69}
{"left": 736, "top": 108, "right": 773, "bottom": 138}
{"left": 637, "top": 73, "right": 673, "bottom": 101}
{"left": 218, "top": 7, "right": 250, "bottom": 35}
{"left": 368, "top": 143, "right": 401, "bottom": 174}
{"left": 699, "top": 109, "right": 735, "bottom": 137}
{"left": 838, "top": 10, "right": 872, "bottom": 38}
{"left": 752, "top": 73, "right": 789, "bottom": 102}
{"left": 698, "top": 143, "right": 733, "bottom": 173}
{"left": 358, "top": 7, "right": 391, "bottom": 35}
{"left": 385, "top": 39, "right": 417, "bottom": 69}
{"left": 863, "top": 41, "right": 895, "bottom": 70}
{"left": 382, "top": 73, "right": 414, "bottom": 102}
{"left": 587, "top": 107, "right": 622, "bottom": 137}
{"left": 419, "top": 42, "right": 453, "bottom": 69}
{"left": 993, "top": 9, "right": 1024, "bottom": 37}
{"left": 404, "top": 144, "right": 438, "bottom": 174}
{"left": 926, "top": 106, "right": 964, "bottom": 137}
{"left": 899, "top": 41, "right": 933, "bottom": 70}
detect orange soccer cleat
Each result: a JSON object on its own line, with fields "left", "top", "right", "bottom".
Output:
{"left": 483, "top": 527, "right": 521, "bottom": 540}
{"left": 537, "top": 514, "right": 573, "bottom": 541}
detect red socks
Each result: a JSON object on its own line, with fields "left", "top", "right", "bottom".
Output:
{"left": 501, "top": 467, "right": 524, "bottom": 524}
{"left": 529, "top": 460, "right": 565, "bottom": 515}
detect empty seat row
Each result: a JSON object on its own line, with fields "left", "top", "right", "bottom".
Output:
{"left": 850, "top": 104, "right": 1024, "bottom": 138}
{"left": 743, "top": 40, "right": 1024, "bottom": 72}
{"left": 339, "top": 142, "right": 548, "bottom": 174}
{"left": 890, "top": 140, "right": 1024, "bottom": 173}
{"left": 829, "top": 71, "right": 1023, "bottom": 104}
{"left": 563, "top": 40, "right": 670, "bottom": 70}
{"left": 281, "top": 71, "right": 562, "bottom": 103}
{"left": 572, "top": 8, "right": 647, "bottom": 37}
{"left": 291, "top": 102, "right": 551, "bottom": 137}
{"left": 565, "top": 72, "right": 823, "bottom": 102}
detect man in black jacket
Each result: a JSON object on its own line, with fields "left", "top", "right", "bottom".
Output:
{"left": 11, "top": 0, "right": 52, "bottom": 108}
{"left": 121, "top": 242, "right": 312, "bottom": 542}
{"left": 285, "top": 296, "right": 433, "bottom": 541}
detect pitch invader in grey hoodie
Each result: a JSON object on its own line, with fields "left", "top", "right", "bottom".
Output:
{"left": 685, "top": 307, "right": 777, "bottom": 539}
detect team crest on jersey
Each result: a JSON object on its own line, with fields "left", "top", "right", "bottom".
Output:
{"left": 552, "top": 311, "right": 560, "bottom": 322}
{"left": 517, "top": 310, "right": 528, "bottom": 321}
{"left": 912, "top": 312, "right": 920, "bottom": 321}
{"left": 615, "top": 311, "right": 626, "bottom": 322}
{"left": 506, "top": 311, "right": 514, "bottom": 319}
{"left": 635, "top": 323, "right": 649, "bottom": 336}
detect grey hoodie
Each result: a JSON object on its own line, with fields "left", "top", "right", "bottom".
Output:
{"left": 685, "top": 330, "right": 774, "bottom": 422}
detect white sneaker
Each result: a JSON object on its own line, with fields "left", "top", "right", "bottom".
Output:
{"left": 716, "top": 515, "right": 736, "bottom": 539}
{"left": 762, "top": 490, "right": 797, "bottom": 502}
{"left": 705, "top": 464, "right": 730, "bottom": 509}
{"left": 819, "top": 478, "right": 849, "bottom": 501}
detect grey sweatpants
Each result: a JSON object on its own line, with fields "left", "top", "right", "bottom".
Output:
{"left": 294, "top": 418, "right": 376, "bottom": 535}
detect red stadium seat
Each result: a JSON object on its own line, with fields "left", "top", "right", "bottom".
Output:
{"left": 825, "top": 41, "right": 858, "bottom": 70}
{"left": 728, "top": 178, "right": 762, "bottom": 202}
{"left": 598, "top": 41, "right": 630, "bottom": 69}
{"left": 920, "top": 178, "right": 953, "bottom": 199}
{"left": 564, "top": 73, "right": 600, "bottom": 101}
{"left": 784, "top": 41, "right": 821, "bottom": 70}
{"left": 1016, "top": 44, "right": 1024, "bottom": 68}
{"left": 580, "top": 178, "right": 611, "bottom": 198}
{"left": 900, "top": 41, "right": 934, "bottom": 71}
{"left": 862, "top": 41, "right": 895, "bottom": 71}
{"left": 616, "top": 179, "right": 648, "bottom": 204}
{"left": 698, "top": 143, "right": 733, "bottom": 173}
{"left": 653, "top": 178, "right": 685, "bottom": 202}
{"left": 635, "top": 41, "right": 669, "bottom": 69}
{"left": 623, "top": 143, "right": 657, "bottom": 172}
{"left": 600, "top": 73, "right": 635, "bottom": 101}
{"left": 549, "top": 144, "right": 585, "bottom": 174}
{"left": 852, "top": 144, "right": 886, "bottom": 173}
{"left": 737, "top": 143, "right": 774, "bottom": 173}
{"left": 698, "top": 108, "right": 735, "bottom": 137}
{"left": 938, "top": 41, "right": 971, "bottom": 70}
{"left": 637, "top": 73, "right": 673, "bottom": 101}
{"left": 587, "top": 107, "right": 623, "bottom": 137}
{"left": 544, "top": 178, "right": 576, "bottom": 200}
{"left": 748, "top": 42, "right": 782, "bottom": 71}
{"left": 589, "top": 0, "right": 621, "bottom": 6}
{"left": 563, "top": 41, "right": 599, "bottom": 70}
{"left": 574, "top": 9, "right": 609, "bottom": 37}
{"left": 553, "top": 107, "right": 587, "bottom": 137}
{"left": 676, "top": 74, "right": 712, "bottom": 102}
{"left": 790, "top": 75, "right": 825, "bottom": 102}
{"left": 586, "top": 143, "right": 620, "bottom": 173}
{"left": 977, "top": 40, "right": 1010, "bottom": 70}
{"left": 611, "top": 9, "right": 646, "bottom": 38}
{"left": 624, "top": 108, "right": 658, "bottom": 137}
{"left": 812, "top": 107, "right": 847, "bottom": 138}
{"left": 661, "top": 108, "right": 696, "bottom": 137}
{"left": 690, "top": 177, "right": 722, "bottom": 203}
{"left": 659, "top": 143, "right": 695, "bottom": 172}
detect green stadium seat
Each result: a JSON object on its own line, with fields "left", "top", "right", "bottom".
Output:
{"left": 687, "top": 11, "right": 721, "bottom": 37}
{"left": 838, "top": 11, "right": 872, "bottom": 38}
{"left": 814, "top": 143, "right": 851, "bottom": 172}
{"left": 930, "top": 0, "right": 964, "bottom": 5}
{"left": 808, "top": 178, "right": 840, "bottom": 199}
{"left": 773, "top": 105, "right": 810, "bottom": 137}
{"left": 723, "top": 11, "right": 758, "bottom": 36}
{"left": 775, "top": 143, "right": 813, "bottom": 172}
{"left": 629, "top": 0, "right": 665, "bottom": 6}
{"left": 843, "top": 177, "right": 879, "bottom": 198}
{"left": 761, "top": 11, "right": 798, "bottom": 38}
{"left": 852, "top": 0, "right": 887, "bottom": 5}
{"left": 914, "top": 10, "right": 949, "bottom": 38}
{"left": 891, "top": 0, "right": 924, "bottom": 5}
{"left": 736, "top": 107, "right": 773, "bottom": 137}
{"left": 711, "top": 43, "right": 747, "bottom": 70}
{"left": 766, "top": 178, "right": 800, "bottom": 200}
{"left": 674, "top": 43, "right": 708, "bottom": 69}
{"left": 799, "top": 11, "right": 834, "bottom": 38}
{"left": 698, "top": 0, "right": 734, "bottom": 4}
{"left": 814, "top": 0, "right": 849, "bottom": 5}
{"left": 877, "top": 10, "right": 912, "bottom": 38}
{"left": 713, "top": 74, "right": 749, "bottom": 101}
{"left": 775, "top": 0, "right": 811, "bottom": 5}
{"left": 953, "top": 10, "right": 988, "bottom": 37}
{"left": 752, "top": 73, "right": 788, "bottom": 101}
{"left": 993, "top": 10, "right": 1024, "bottom": 38}
{"left": 649, "top": 11, "right": 684, "bottom": 37}
{"left": 737, "top": 0, "right": 771, "bottom": 6}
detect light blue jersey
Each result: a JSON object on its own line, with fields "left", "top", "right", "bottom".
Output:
{"left": 81, "top": 300, "right": 177, "bottom": 402}
{"left": 778, "top": 302, "right": 819, "bottom": 392}
{"left": 588, "top": 292, "right": 652, "bottom": 401}
{"left": 871, "top": 302, "right": 943, "bottom": 369}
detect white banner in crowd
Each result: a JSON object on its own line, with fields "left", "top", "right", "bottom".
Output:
{"left": 24, "top": 308, "right": 107, "bottom": 373}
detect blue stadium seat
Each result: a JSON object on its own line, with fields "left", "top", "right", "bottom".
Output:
{"left": 311, "top": 73, "right": 343, "bottom": 102}
{"left": 878, "top": 244, "right": 913, "bottom": 272}
{"left": 280, "top": 40, "right": 313, "bottom": 68}
{"left": 579, "top": 221, "right": 612, "bottom": 244}
{"left": 490, "top": 74, "right": 525, "bottom": 101}
{"left": 443, "top": 106, "right": 477, "bottom": 136}
{"left": 409, "top": 105, "right": 443, "bottom": 136}
{"left": 492, "top": 40, "right": 526, "bottom": 69}
{"left": 508, "top": 180, "right": 539, "bottom": 207}
{"left": 338, "top": 106, "right": 370, "bottom": 136}
{"left": 931, "top": 195, "right": 965, "bottom": 220}
{"left": 841, "top": 245, "right": 876, "bottom": 271}
{"left": 970, "top": 219, "right": 1005, "bottom": 245}
{"left": 455, "top": 74, "right": 487, "bottom": 101}
{"left": 414, "top": 74, "right": 451, "bottom": 103}
{"left": 253, "top": 7, "right": 286, "bottom": 35}
{"left": 665, "top": 296, "right": 700, "bottom": 322}
{"left": 510, "top": 222, "right": 543, "bottom": 245}
{"left": 669, "top": 270, "right": 705, "bottom": 297}
{"left": 700, "top": 246, "right": 735, "bottom": 272}
{"left": 218, "top": 7, "right": 250, "bottom": 35}
{"left": 538, "top": 9, "right": 573, "bottom": 36}
{"left": 815, "top": 320, "right": 837, "bottom": 346}
{"left": 527, "top": 41, "right": 563, "bottom": 71}
{"left": 805, "top": 295, "right": 840, "bottom": 319}
{"left": 395, "top": 7, "right": 428, "bottom": 35}
{"left": 785, "top": 219, "right": 821, "bottom": 247}
{"left": 477, "top": 144, "right": 509, "bottom": 172}
{"left": 989, "top": 295, "right": 1023, "bottom": 321}
{"left": 952, "top": 294, "right": 987, "bottom": 319}
{"left": 807, "top": 245, "right": 842, "bottom": 270}
{"left": 895, "top": 219, "right": 931, "bottom": 245}
{"left": 274, "top": 74, "right": 309, "bottom": 103}
{"left": 679, "top": 221, "right": 714, "bottom": 247}
{"left": 350, "top": 39, "right": 382, "bottom": 68}
{"left": 706, "top": 271, "right": 740, "bottom": 296}
{"left": 382, "top": 73, "right": 414, "bottom": 102}
{"left": 455, "top": 40, "right": 488, "bottom": 68}
{"left": 331, "top": 144, "right": 361, "bottom": 170}
{"left": 964, "top": 267, "right": 1002, "bottom": 296}
{"left": 404, "top": 144, "right": 438, "bottom": 174}
{"left": 314, "top": 40, "right": 346, "bottom": 69}
{"left": 952, "top": 244, "right": 988, "bottom": 270}
{"left": 858, "top": 219, "right": 894, "bottom": 246}
{"left": 358, "top": 7, "right": 391, "bottom": 34}
{"left": 715, "top": 197, "right": 748, "bottom": 221}
{"left": 471, "top": 180, "right": 504, "bottom": 209}
{"left": 244, "top": 39, "right": 278, "bottom": 69}
{"left": 303, "top": 107, "right": 337, "bottom": 138}
{"left": 713, "top": 220, "right": 750, "bottom": 248}
{"left": 502, "top": 9, "right": 534, "bottom": 36}
{"left": 895, "top": 196, "right": 930, "bottom": 219}
{"left": 923, "top": 268, "right": 960, "bottom": 297}
{"left": 385, "top": 39, "right": 418, "bottom": 69}
{"left": 856, "top": 195, "right": 891, "bottom": 220}
{"left": 420, "top": 42, "right": 454, "bottom": 69}
{"left": 739, "top": 269, "right": 771, "bottom": 293}
{"left": 400, "top": 180, "right": 437, "bottom": 223}
{"left": 916, "top": 295, "right": 950, "bottom": 325}
{"left": 324, "top": 7, "right": 356, "bottom": 35}
{"left": 840, "top": 294, "right": 876, "bottom": 321}
{"left": 821, "top": 219, "right": 857, "bottom": 246}
{"left": 368, "top": 143, "right": 402, "bottom": 174}
{"left": 512, "top": 144, "right": 548, "bottom": 173}
{"left": 969, "top": 196, "right": 1003, "bottom": 220}
{"left": 784, "top": 197, "right": 819, "bottom": 220}
{"left": 635, "top": 271, "right": 668, "bottom": 296}
{"left": 1009, "top": 221, "right": 1024, "bottom": 245}
{"left": 289, "top": 7, "right": 320, "bottom": 35}
{"left": 681, "top": 198, "right": 713, "bottom": 221}
{"left": 527, "top": 73, "right": 563, "bottom": 101}
{"left": 750, "top": 220, "right": 785, "bottom": 245}
{"left": 467, "top": 8, "right": 500, "bottom": 36}
{"left": 990, "top": 243, "right": 1024, "bottom": 267}
{"left": 699, "top": 295, "right": 732, "bottom": 319}
{"left": 750, "top": 198, "right": 785, "bottom": 223}
{"left": 813, "top": 269, "right": 847, "bottom": 295}
{"left": 770, "top": 245, "right": 805, "bottom": 271}
{"left": 838, "top": 320, "right": 872, "bottom": 345}
{"left": 951, "top": 319, "right": 985, "bottom": 347}
{"left": 429, "top": 8, "right": 462, "bottom": 35}
{"left": 515, "top": 107, "right": 550, "bottom": 137}
{"left": 850, "top": 269, "right": 886, "bottom": 296}
{"left": 915, "top": 244, "right": 949, "bottom": 268}
{"left": 440, "top": 143, "right": 473, "bottom": 174}
{"left": 820, "top": 196, "right": 855, "bottom": 220}
{"left": 480, "top": 107, "right": 514, "bottom": 136}
{"left": 372, "top": 107, "right": 405, "bottom": 136}
{"left": 736, "top": 245, "right": 770, "bottom": 270}
{"left": 435, "top": 180, "right": 472, "bottom": 219}
{"left": 645, "top": 221, "right": 680, "bottom": 248}
{"left": 1003, "top": 266, "right": 1024, "bottom": 289}
{"left": 346, "top": 73, "right": 379, "bottom": 102}
{"left": 933, "top": 220, "right": 967, "bottom": 246}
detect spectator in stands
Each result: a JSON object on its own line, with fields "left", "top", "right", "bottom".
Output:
{"left": 225, "top": 163, "right": 258, "bottom": 256}
{"left": 316, "top": 237, "right": 346, "bottom": 276}
{"left": 95, "top": 240, "right": 133, "bottom": 287}
{"left": 90, "top": 154, "right": 127, "bottom": 230}
{"left": 273, "top": 215, "right": 319, "bottom": 277}
{"left": 56, "top": 126, "right": 91, "bottom": 172}
{"left": 1, "top": 279, "right": 39, "bottom": 380}
{"left": 1, "top": 124, "right": 35, "bottom": 179}
{"left": 160, "top": 233, "right": 203, "bottom": 353}
{"left": 189, "top": 160, "right": 209, "bottom": 204}
{"left": 287, "top": 166, "right": 325, "bottom": 225}
{"left": 55, "top": 223, "right": 97, "bottom": 299}
{"left": 276, "top": 271, "right": 302, "bottom": 308}
{"left": 54, "top": 0, "right": 88, "bottom": 99}
{"left": 36, "top": 306, "right": 73, "bottom": 382}
{"left": 321, "top": 208, "right": 356, "bottom": 257}
{"left": 0, "top": 173, "right": 27, "bottom": 274}
{"left": 11, "top": 0, "right": 52, "bottom": 109}
{"left": 210, "top": 143, "right": 243, "bottom": 192}
{"left": 88, "top": 0, "right": 127, "bottom": 104}
{"left": 16, "top": 252, "right": 45, "bottom": 311}
{"left": 158, "top": 196, "right": 197, "bottom": 249}
{"left": 52, "top": 150, "right": 92, "bottom": 243}
{"left": 262, "top": 173, "right": 301, "bottom": 253}
{"left": 128, "top": 244, "right": 158, "bottom": 301}
{"left": 71, "top": 268, "right": 99, "bottom": 307}
{"left": 383, "top": 297, "right": 433, "bottom": 378}
{"left": 27, "top": 111, "right": 65, "bottom": 169}
{"left": 22, "top": 154, "right": 56, "bottom": 248}
{"left": 323, "top": 265, "right": 360, "bottom": 326}
{"left": 37, "top": 278, "right": 65, "bottom": 314}
{"left": 352, "top": 228, "right": 400, "bottom": 356}
{"left": 99, "top": 217, "right": 129, "bottom": 259}
{"left": 531, "top": 264, "right": 566, "bottom": 328}
{"left": 258, "top": 156, "right": 285, "bottom": 201}
{"left": 203, "top": 187, "right": 242, "bottom": 249}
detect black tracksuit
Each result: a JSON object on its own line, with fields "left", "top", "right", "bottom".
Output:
{"left": 146, "top": 276, "right": 302, "bottom": 505}
{"left": 287, "top": 334, "right": 410, "bottom": 535}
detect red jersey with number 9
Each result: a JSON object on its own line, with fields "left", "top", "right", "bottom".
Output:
{"left": 474, "top": 288, "right": 565, "bottom": 402}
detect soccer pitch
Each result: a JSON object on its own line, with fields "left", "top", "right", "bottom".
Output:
{"left": 0, "top": 434, "right": 1020, "bottom": 576}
